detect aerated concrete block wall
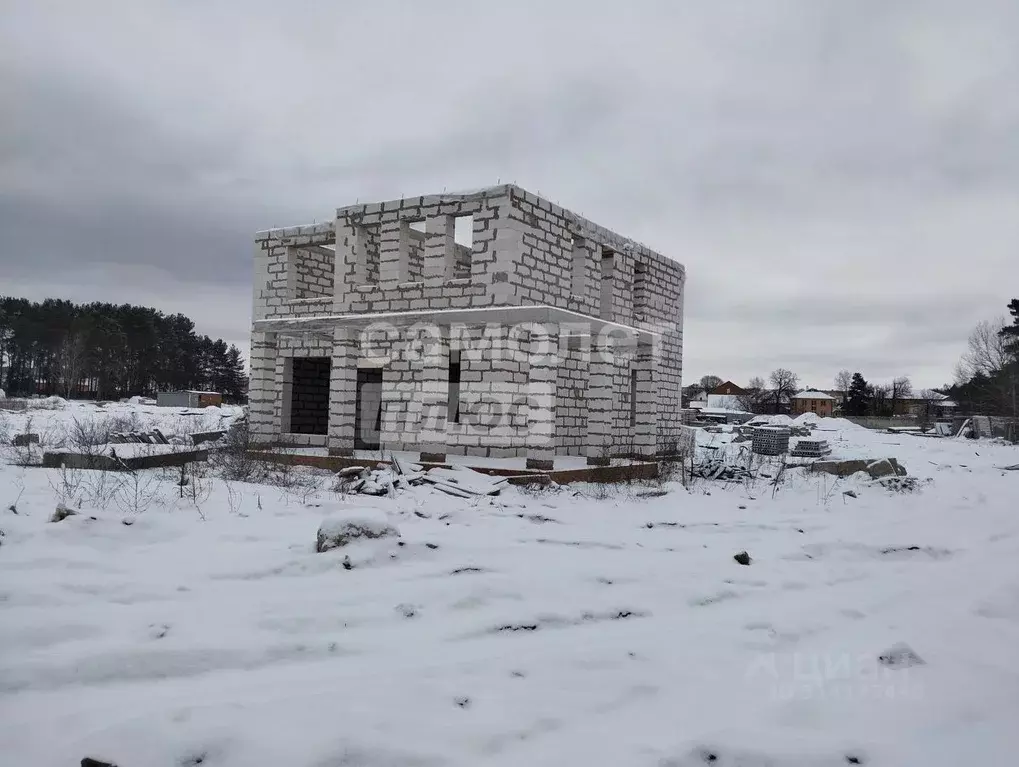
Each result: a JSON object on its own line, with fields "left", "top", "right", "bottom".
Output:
{"left": 333, "top": 187, "right": 520, "bottom": 314}
{"left": 555, "top": 337, "right": 590, "bottom": 455}
{"left": 294, "top": 248, "right": 334, "bottom": 299}
{"left": 448, "top": 324, "right": 532, "bottom": 458}
{"left": 500, "top": 187, "right": 685, "bottom": 453}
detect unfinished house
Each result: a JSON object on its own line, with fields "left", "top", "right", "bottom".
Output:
{"left": 249, "top": 185, "right": 685, "bottom": 469}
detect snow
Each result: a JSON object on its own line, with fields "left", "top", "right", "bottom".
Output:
{"left": 749, "top": 413, "right": 795, "bottom": 427}
{"left": 792, "top": 390, "right": 834, "bottom": 400}
{"left": 707, "top": 393, "right": 742, "bottom": 410}
{"left": 701, "top": 406, "right": 752, "bottom": 416}
{"left": 1, "top": 400, "right": 1019, "bottom": 766}
{"left": 106, "top": 443, "right": 196, "bottom": 459}
{"left": 0, "top": 399, "right": 243, "bottom": 462}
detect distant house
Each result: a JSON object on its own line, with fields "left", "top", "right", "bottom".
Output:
{"left": 898, "top": 392, "right": 958, "bottom": 419}
{"left": 706, "top": 380, "right": 746, "bottom": 410}
{"left": 791, "top": 390, "right": 834, "bottom": 417}
{"left": 821, "top": 390, "right": 845, "bottom": 415}
{"left": 709, "top": 381, "right": 746, "bottom": 396}
{"left": 682, "top": 385, "right": 708, "bottom": 406}
{"left": 156, "top": 390, "right": 223, "bottom": 408}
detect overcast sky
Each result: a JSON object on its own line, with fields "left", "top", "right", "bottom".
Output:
{"left": 3, "top": 0, "right": 1017, "bottom": 389}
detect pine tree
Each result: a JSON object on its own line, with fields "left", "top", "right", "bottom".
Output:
{"left": 1001, "top": 298, "right": 1019, "bottom": 359}
{"left": 846, "top": 372, "right": 870, "bottom": 416}
{"left": 220, "top": 345, "right": 247, "bottom": 403}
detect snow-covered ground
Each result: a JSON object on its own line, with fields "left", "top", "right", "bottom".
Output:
{"left": 0, "top": 398, "right": 242, "bottom": 447}
{"left": 1, "top": 402, "right": 1019, "bottom": 766}
{"left": 0, "top": 397, "right": 243, "bottom": 466}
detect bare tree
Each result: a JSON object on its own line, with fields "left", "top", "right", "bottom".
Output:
{"left": 954, "top": 317, "right": 1017, "bottom": 418}
{"left": 890, "top": 376, "right": 912, "bottom": 416}
{"left": 869, "top": 383, "right": 891, "bottom": 416}
{"left": 55, "top": 332, "right": 87, "bottom": 399}
{"left": 699, "top": 375, "right": 723, "bottom": 392}
{"left": 737, "top": 376, "right": 767, "bottom": 414}
{"left": 834, "top": 369, "right": 852, "bottom": 408}
{"left": 769, "top": 369, "right": 799, "bottom": 414}
{"left": 955, "top": 318, "right": 1011, "bottom": 381}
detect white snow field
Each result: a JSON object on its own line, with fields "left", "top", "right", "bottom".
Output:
{"left": 1, "top": 401, "right": 1019, "bottom": 766}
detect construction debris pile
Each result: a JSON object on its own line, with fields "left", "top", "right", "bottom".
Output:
{"left": 691, "top": 446, "right": 755, "bottom": 481}
{"left": 335, "top": 456, "right": 508, "bottom": 498}
{"left": 108, "top": 428, "right": 227, "bottom": 447}
{"left": 108, "top": 429, "right": 173, "bottom": 445}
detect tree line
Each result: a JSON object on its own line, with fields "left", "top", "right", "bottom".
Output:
{"left": 689, "top": 298, "right": 1019, "bottom": 420}
{"left": 0, "top": 297, "right": 247, "bottom": 402}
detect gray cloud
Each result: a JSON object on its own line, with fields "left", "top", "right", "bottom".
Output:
{"left": 2, "top": 0, "right": 1018, "bottom": 388}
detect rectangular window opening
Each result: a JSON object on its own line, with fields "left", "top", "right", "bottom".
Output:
{"left": 632, "top": 261, "right": 648, "bottom": 325}
{"left": 448, "top": 349, "right": 461, "bottom": 424}
{"left": 354, "top": 368, "right": 383, "bottom": 450}
{"left": 289, "top": 357, "right": 331, "bottom": 435}
{"left": 570, "top": 235, "right": 586, "bottom": 297}
{"left": 355, "top": 224, "right": 381, "bottom": 285}
{"left": 629, "top": 368, "right": 639, "bottom": 427}
{"left": 405, "top": 219, "right": 425, "bottom": 282}
{"left": 452, "top": 215, "right": 474, "bottom": 279}
{"left": 600, "top": 247, "right": 615, "bottom": 321}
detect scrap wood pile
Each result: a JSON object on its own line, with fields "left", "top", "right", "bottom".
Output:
{"left": 335, "top": 455, "right": 509, "bottom": 498}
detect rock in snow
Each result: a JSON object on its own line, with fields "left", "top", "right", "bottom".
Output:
{"left": 49, "top": 503, "right": 79, "bottom": 523}
{"left": 315, "top": 510, "right": 399, "bottom": 552}
{"left": 866, "top": 458, "right": 906, "bottom": 479}
{"left": 878, "top": 642, "right": 926, "bottom": 669}
{"left": 733, "top": 551, "right": 752, "bottom": 566}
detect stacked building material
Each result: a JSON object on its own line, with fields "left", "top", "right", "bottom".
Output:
{"left": 790, "top": 438, "right": 832, "bottom": 458}
{"left": 752, "top": 426, "right": 791, "bottom": 456}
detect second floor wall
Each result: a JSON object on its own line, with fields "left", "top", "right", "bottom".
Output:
{"left": 253, "top": 185, "right": 685, "bottom": 334}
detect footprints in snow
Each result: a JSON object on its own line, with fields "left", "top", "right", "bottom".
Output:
{"left": 661, "top": 745, "right": 867, "bottom": 766}
{"left": 791, "top": 541, "right": 954, "bottom": 562}
{"left": 490, "top": 609, "right": 648, "bottom": 635}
